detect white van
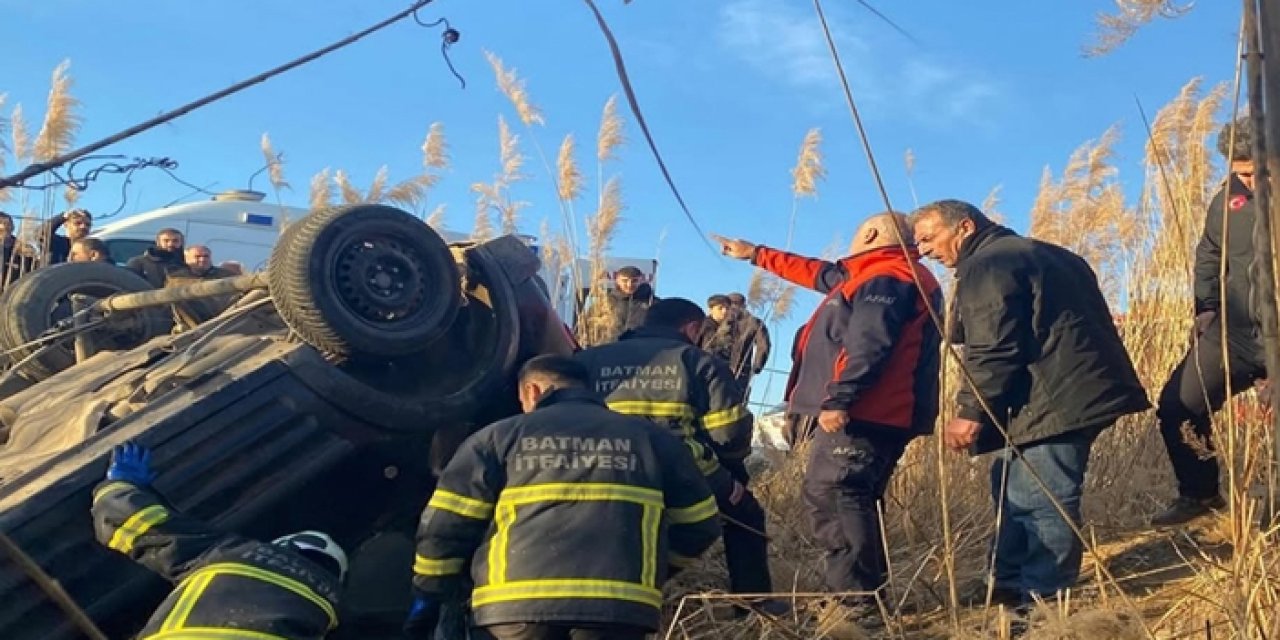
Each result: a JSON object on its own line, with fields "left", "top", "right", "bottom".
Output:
{"left": 93, "top": 190, "right": 658, "bottom": 323}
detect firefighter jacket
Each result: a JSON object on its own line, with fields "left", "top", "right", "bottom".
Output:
{"left": 754, "top": 245, "right": 943, "bottom": 436}
{"left": 91, "top": 480, "right": 342, "bottom": 640}
{"left": 412, "top": 388, "right": 721, "bottom": 630}
{"left": 573, "top": 326, "right": 754, "bottom": 476}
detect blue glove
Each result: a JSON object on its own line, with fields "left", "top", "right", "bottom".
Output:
{"left": 402, "top": 596, "right": 441, "bottom": 639}
{"left": 106, "top": 442, "right": 156, "bottom": 487}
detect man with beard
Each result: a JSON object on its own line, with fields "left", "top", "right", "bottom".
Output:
{"left": 125, "top": 227, "right": 187, "bottom": 288}
{"left": 36, "top": 208, "right": 92, "bottom": 265}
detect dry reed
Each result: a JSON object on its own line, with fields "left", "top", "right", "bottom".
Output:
{"left": 425, "top": 204, "right": 446, "bottom": 231}
{"left": 33, "top": 60, "right": 80, "bottom": 163}
{"left": 597, "top": 94, "right": 625, "bottom": 163}
{"left": 0, "top": 94, "right": 9, "bottom": 204}
{"left": 12, "top": 104, "right": 31, "bottom": 165}
{"left": 786, "top": 127, "right": 825, "bottom": 250}
{"left": 334, "top": 169, "right": 361, "bottom": 205}
{"left": 576, "top": 176, "right": 625, "bottom": 346}
{"left": 365, "top": 166, "right": 388, "bottom": 203}
{"left": 423, "top": 122, "right": 449, "bottom": 170}
{"left": 260, "top": 133, "right": 290, "bottom": 192}
{"left": 556, "top": 134, "right": 584, "bottom": 202}
{"left": 1087, "top": 0, "right": 1193, "bottom": 56}
{"left": 485, "top": 51, "right": 545, "bottom": 127}
{"left": 665, "top": 77, "right": 1279, "bottom": 640}
{"left": 308, "top": 168, "right": 333, "bottom": 210}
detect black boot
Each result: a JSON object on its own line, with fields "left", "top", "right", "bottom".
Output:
{"left": 1151, "top": 495, "right": 1227, "bottom": 527}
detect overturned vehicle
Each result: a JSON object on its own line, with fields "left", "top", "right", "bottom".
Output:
{"left": 0, "top": 204, "right": 576, "bottom": 639}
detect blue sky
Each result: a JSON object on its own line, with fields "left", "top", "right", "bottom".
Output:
{"left": 0, "top": 1, "right": 1241, "bottom": 409}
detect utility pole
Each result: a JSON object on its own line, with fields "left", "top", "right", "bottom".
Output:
{"left": 1244, "top": 0, "right": 1280, "bottom": 526}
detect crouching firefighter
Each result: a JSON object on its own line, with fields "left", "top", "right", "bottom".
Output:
{"left": 91, "top": 442, "right": 347, "bottom": 639}
{"left": 574, "top": 298, "right": 785, "bottom": 616}
{"left": 405, "top": 355, "right": 721, "bottom": 640}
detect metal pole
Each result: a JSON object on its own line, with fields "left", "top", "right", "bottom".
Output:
{"left": 70, "top": 294, "right": 93, "bottom": 364}
{"left": 96, "top": 274, "right": 267, "bottom": 314}
{"left": 1244, "top": 0, "right": 1280, "bottom": 526}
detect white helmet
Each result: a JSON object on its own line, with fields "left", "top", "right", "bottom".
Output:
{"left": 273, "top": 530, "right": 349, "bottom": 583}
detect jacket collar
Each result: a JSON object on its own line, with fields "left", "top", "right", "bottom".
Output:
{"left": 956, "top": 224, "right": 1017, "bottom": 266}
{"left": 1228, "top": 173, "right": 1254, "bottom": 198}
{"left": 535, "top": 387, "right": 604, "bottom": 409}
{"left": 621, "top": 325, "right": 690, "bottom": 345}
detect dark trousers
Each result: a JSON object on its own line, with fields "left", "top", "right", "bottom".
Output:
{"left": 783, "top": 413, "right": 818, "bottom": 450}
{"left": 802, "top": 425, "right": 909, "bottom": 595}
{"left": 1156, "top": 327, "right": 1266, "bottom": 499}
{"left": 708, "top": 466, "right": 773, "bottom": 594}
{"left": 474, "top": 623, "right": 650, "bottom": 640}
{"left": 991, "top": 428, "right": 1099, "bottom": 597}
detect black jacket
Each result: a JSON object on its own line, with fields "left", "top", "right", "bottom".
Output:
{"left": 1194, "top": 175, "right": 1260, "bottom": 337}
{"left": 574, "top": 326, "right": 753, "bottom": 478}
{"left": 91, "top": 480, "right": 342, "bottom": 639}
{"left": 412, "top": 388, "right": 720, "bottom": 631}
{"left": 952, "top": 225, "right": 1150, "bottom": 453}
{"left": 126, "top": 247, "right": 187, "bottom": 288}
{"left": 1, "top": 237, "right": 32, "bottom": 285}
{"left": 603, "top": 283, "right": 656, "bottom": 343}
{"left": 698, "top": 312, "right": 772, "bottom": 380}
{"left": 35, "top": 216, "right": 72, "bottom": 265}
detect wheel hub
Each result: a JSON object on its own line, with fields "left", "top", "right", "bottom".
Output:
{"left": 334, "top": 238, "right": 428, "bottom": 323}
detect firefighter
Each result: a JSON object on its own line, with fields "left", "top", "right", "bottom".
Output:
{"left": 574, "top": 298, "right": 784, "bottom": 615}
{"left": 91, "top": 442, "right": 347, "bottom": 639}
{"left": 405, "top": 355, "right": 721, "bottom": 640}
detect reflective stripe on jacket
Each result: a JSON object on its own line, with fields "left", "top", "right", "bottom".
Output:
{"left": 91, "top": 481, "right": 341, "bottom": 640}
{"left": 573, "top": 326, "right": 753, "bottom": 475}
{"left": 412, "top": 389, "right": 720, "bottom": 630}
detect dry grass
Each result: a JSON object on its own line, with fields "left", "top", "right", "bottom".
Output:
{"left": 308, "top": 168, "right": 333, "bottom": 211}
{"left": 32, "top": 60, "right": 79, "bottom": 163}
{"left": 557, "top": 134, "right": 584, "bottom": 202}
{"left": 425, "top": 204, "right": 446, "bottom": 231}
{"left": 662, "top": 77, "right": 1279, "bottom": 639}
{"left": 260, "top": 133, "right": 290, "bottom": 192}
{"left": 597, "top": 94, "right": 625, "bottom": 163}
{"left": 1087, "top": 0, "right": 1193, "bottom": 56}
{"left": 11, "top": 103, "right": 31, "bottom": 166}
{"left": 0, "top": 94, "right": 9, "bottom": 204}
{"left": 576, "top": 176, "right": 625, "bottom": 347}
{"left": 485, "top": 51, "right": 545, "bottom": 128}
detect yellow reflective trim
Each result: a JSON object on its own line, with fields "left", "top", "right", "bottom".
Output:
{"left": 193, "top": 563, "right": 338, "bottom": 629}
{"left": 108, "top": 505, "right": 169, "bottom": 554}
{"left": 472, "top": 579, "right": 663, "bottom": 608}
{"left": 670, "top": 553, "right": 697, "bottom": 568}
{"left": 641, "top": 504, "right": 659, "bottom": 588}
{"left": 668, "top": 496, "right": 718, "bottom": 524}
{"left": 414, "top": 555, "right": 465, "bottom": 577}
{"left": 606, "top": 400, "right": 696, "bottom": 420}
{"left": 428, "top": 489, "right": 494, "bottom": 520}
{"left": 702, "top": 405, "right": 747, "bottom": 431}
{"left": 92, "top": 481, "right": 133, "bottom": 503}
{"left": 500, "top": 483, "right": 663, "bottom": 507}
{"left": 489, "top": 503, "right": 515, "bottom": 586}
{"left": 160, "top": 572, "right": 214, "bottom": 631}
{"left": 145, "top": 627, "right": 287, "bottom": 639}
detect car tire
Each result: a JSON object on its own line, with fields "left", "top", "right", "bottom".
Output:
{"left": 267, "top": 204, "right": 461, "bottom": 360}
{"left": 0, "top": 262, "right": 168, "bottom": 381}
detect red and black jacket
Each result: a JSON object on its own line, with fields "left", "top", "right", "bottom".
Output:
{"left": 753, "top": 245, "right": 942, "bottom": 436}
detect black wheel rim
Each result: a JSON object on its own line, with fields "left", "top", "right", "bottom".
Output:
{"left": 332, "top": 236, "right": 430, "bottom": 325}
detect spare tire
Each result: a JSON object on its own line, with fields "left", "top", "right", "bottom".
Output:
{"left": 0, "top": 262, "right": 169, "bottom": 381}
{"left": 268, "top": 204, "right": 461, "bottom": 360}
